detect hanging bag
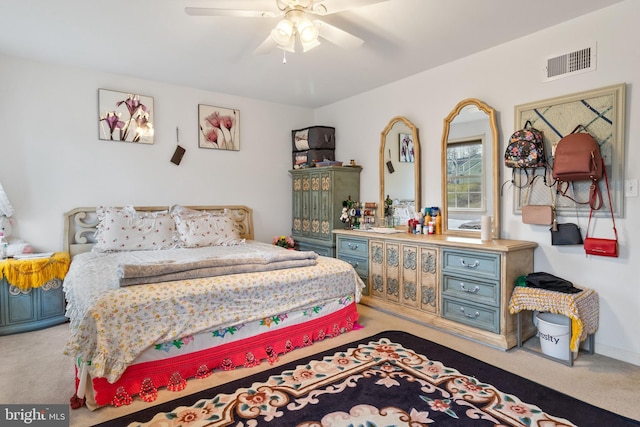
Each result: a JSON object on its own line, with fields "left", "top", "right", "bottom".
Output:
{"left": 584, "top": 160, "right": 618, "bottom": 257}
{"left": 552, "top": 125, "right": 603, "bottom": 210}
{"left": 549, "top": 182, "right": 583, "bottom": 245}
{"left": 505, "top": 120, "right": 546, "bottom": 168}
{"left": 503, "top": 120, "right": 546, "bottom": 190}
{"left": 521, "top": 176, "right": 555, "bottom": 225}
{"left": 551, "top": 223, "right": 583, "bottom": 245}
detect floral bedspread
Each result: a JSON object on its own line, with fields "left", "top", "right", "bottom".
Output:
{"left": 62, "top": 241, "right": 364, "bottom": 383}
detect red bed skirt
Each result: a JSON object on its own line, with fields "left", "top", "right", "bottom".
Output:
{"left": 73, "top": 302, "right": 360, "bottom": 408}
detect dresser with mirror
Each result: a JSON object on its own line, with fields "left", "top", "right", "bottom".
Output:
{"left": 335, "top": 105, "right": 538, "bottom": 350}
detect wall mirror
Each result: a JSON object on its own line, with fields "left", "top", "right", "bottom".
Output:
{"left": 441, "top": 99, "right": 499, "bottom": 239}
{"left": 379, "top": 116, "right": 420, "bottom": 226}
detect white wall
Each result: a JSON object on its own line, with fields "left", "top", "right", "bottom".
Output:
{"left": 315, "top": 1, "right": 640, "bottom": 365}
{"left": 0, "top": 55, "right": 313, "bottom": 247}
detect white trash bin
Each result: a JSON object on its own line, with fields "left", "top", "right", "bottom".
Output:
{"left": 536, "top": 312, "right": 571, "bottom": 361}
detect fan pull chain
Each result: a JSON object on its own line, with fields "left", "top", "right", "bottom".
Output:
{"left": 283, "top": 50, "right": 287, "bottom": 64}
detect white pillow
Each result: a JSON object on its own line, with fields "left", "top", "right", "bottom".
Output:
{"left": 172, "top": 211, "right": 244, "bottom": 247}
{"left": 169, "top": 205, "right": 226, "bottom": 218}
{"left": 93, "top": 206, "right": 177, "bottom": 252}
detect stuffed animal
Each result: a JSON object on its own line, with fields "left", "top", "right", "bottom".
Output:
{"left": 0, "top": 215, "right": 34, "bottom": 257}
{"left": 339, "top": 207, "right": 349, "bottom": 223}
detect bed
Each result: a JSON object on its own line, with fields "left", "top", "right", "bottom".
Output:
{"left": 62, "top": 205, "right": 363, "bottom": 410}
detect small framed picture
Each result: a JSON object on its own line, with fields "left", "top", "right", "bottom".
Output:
{"left": 198, "top": 105, "right": 240, "bottom": 151}
{"left": 98, "top": 88, "right": 154, "bottom": 144}
{"left": 399, "top": 133, "right": 414, "bottom": 163}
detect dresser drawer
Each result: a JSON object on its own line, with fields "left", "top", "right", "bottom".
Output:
{"left": 297, "top": 241, "right": 333, "bottom": 257}
{"left": 441, "top": 249, "right": 500, "bottom": 280}
{"left": 336, "top": 236, "right": 369, "bottom": 258}
{"left": 337, "top": 253, "right": 369, "bottom": 278}
{"left": 441, "top": 274, "right": 499, "bottom": 307}
{"left": 442, "top": 297, "right": 500, "bottom": 333}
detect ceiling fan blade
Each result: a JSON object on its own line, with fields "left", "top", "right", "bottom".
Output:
{"left": 253, "top": 35, "right": 278, "bottom": 54}
{"left": 314, "top": 20, "right": 363, "bottom": 49}
{"left": 312, "top": 0, "right": 389, "bottom": 16}
{"left": 185, "top": 7, "right": 278, "bottom": 18}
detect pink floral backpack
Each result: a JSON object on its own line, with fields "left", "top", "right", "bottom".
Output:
{"left": 505, "top": 120, "right": 546, "bottom": 169}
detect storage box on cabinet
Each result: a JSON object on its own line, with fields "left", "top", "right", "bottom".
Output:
{"left": 292, "top": 126, "right": 336, "bottom": 151}
{"left": 292, "top": 149, "right": 336, "bottom": 168}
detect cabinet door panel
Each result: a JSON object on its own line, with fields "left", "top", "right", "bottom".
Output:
{"left": 401, "top": 245, "right": 418, "bottom": 308}
{"left": 309, "top": 174, "right": 320, "bottom": 238}
{"left": 385, "top": 243, "right": 400, "bottom": 302}
{"left": 39, "top": 281, "right": 65, "bottom": 319}
{"left": 370, "top": 240, "right": 385, "bottom": 298}
{"left": 292, "top": 177, "right": 302, "bottom": 235}
{"left": 7, "top": 287, "right": 36, "bottom": 324}
{"left": 319, "top": 189, "right": 330, "bottom": 239}
{"left": 301, "top": 176, "right": 310, "bottom": 235}
{"left": 419, "top": 246, "right": 439, "bottom": 313}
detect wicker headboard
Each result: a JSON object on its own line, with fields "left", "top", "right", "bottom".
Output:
{"left": 63, "top": 205, "right": 254, "bottom": 257}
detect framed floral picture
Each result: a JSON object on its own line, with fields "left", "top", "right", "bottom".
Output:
{"left": 399, "top": 133, "right": 414, "bottom": 163}
{"left": 98, "top": 89, "right": 154, "bottom": 144}
{"left": 198, "top": 105, "right": 240, "bottom": 151}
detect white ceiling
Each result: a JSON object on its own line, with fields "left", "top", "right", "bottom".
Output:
{"left": 0, "top": 0, "right": 623, "bottom": 108}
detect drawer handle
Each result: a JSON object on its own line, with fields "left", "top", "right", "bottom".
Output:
{"left": 460, "top": 259, "right": 480, "bottom": 269}
{"left": 349, "top": 261, "right": 359, "bottom": 268}
{"left": 460, "top": 283, "right": 480, "bottom": 293}
{"left": 460, "top": 307, "right": 480, "bottom": 318}
{"left": 347, "top": 243, "right": 359, "bottom": 250}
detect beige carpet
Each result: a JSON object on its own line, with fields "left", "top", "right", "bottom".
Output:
{"left": 1, "top": 304, "right": 639, "bottom": 426}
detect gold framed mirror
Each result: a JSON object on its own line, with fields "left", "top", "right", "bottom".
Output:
{"left": 441, "top": 99, "right": 499, "bottom": 239}
{"left": 379, "top": 116, "right": 420, "bottom": 227}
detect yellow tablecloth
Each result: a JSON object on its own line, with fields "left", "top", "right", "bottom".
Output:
{"left": 509, "top": 286, "right": 599, "bottom": 352}
{"left": 0, "top": 252, "right": 70, "bottom": 291}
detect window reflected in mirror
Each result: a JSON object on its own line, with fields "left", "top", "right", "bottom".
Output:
{"left": 441, "top": 99, "right": 499, "bottom": 238}
{"left": 446, "top": 137, "right": 484, "bottom": 210}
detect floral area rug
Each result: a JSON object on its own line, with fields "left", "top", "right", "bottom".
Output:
{"left": 95, "top": 331, "right": 639, "bottom": 427}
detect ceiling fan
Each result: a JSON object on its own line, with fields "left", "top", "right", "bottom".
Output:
{"left": 185, "top": 0, "right": 388, "bottom": 54}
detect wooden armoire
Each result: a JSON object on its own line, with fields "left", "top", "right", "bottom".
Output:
{"left": 290, "top": 166, "right": 361, "bottom": 256}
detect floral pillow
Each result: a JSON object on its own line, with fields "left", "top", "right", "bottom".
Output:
{"left": 93, "top": 206, "right": 177, "bottom": 252}
{"left": 172, "top": 210, "right": 244, "bottom": 247}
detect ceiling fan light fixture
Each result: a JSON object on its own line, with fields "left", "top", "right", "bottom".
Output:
{"left": 186, "top": 0, "right": 371, "bottom": 56}
{"left": 271, "top": 19, "right": 294, "bottom": 45}
{"left": 274, "top": 33, "right": 296, "bottom": 52}
{"left": 301, "top": 37, "right": 321, "bottom": 52}
{"left": 297, "top": 19, "right": 319, "bottom": 44}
